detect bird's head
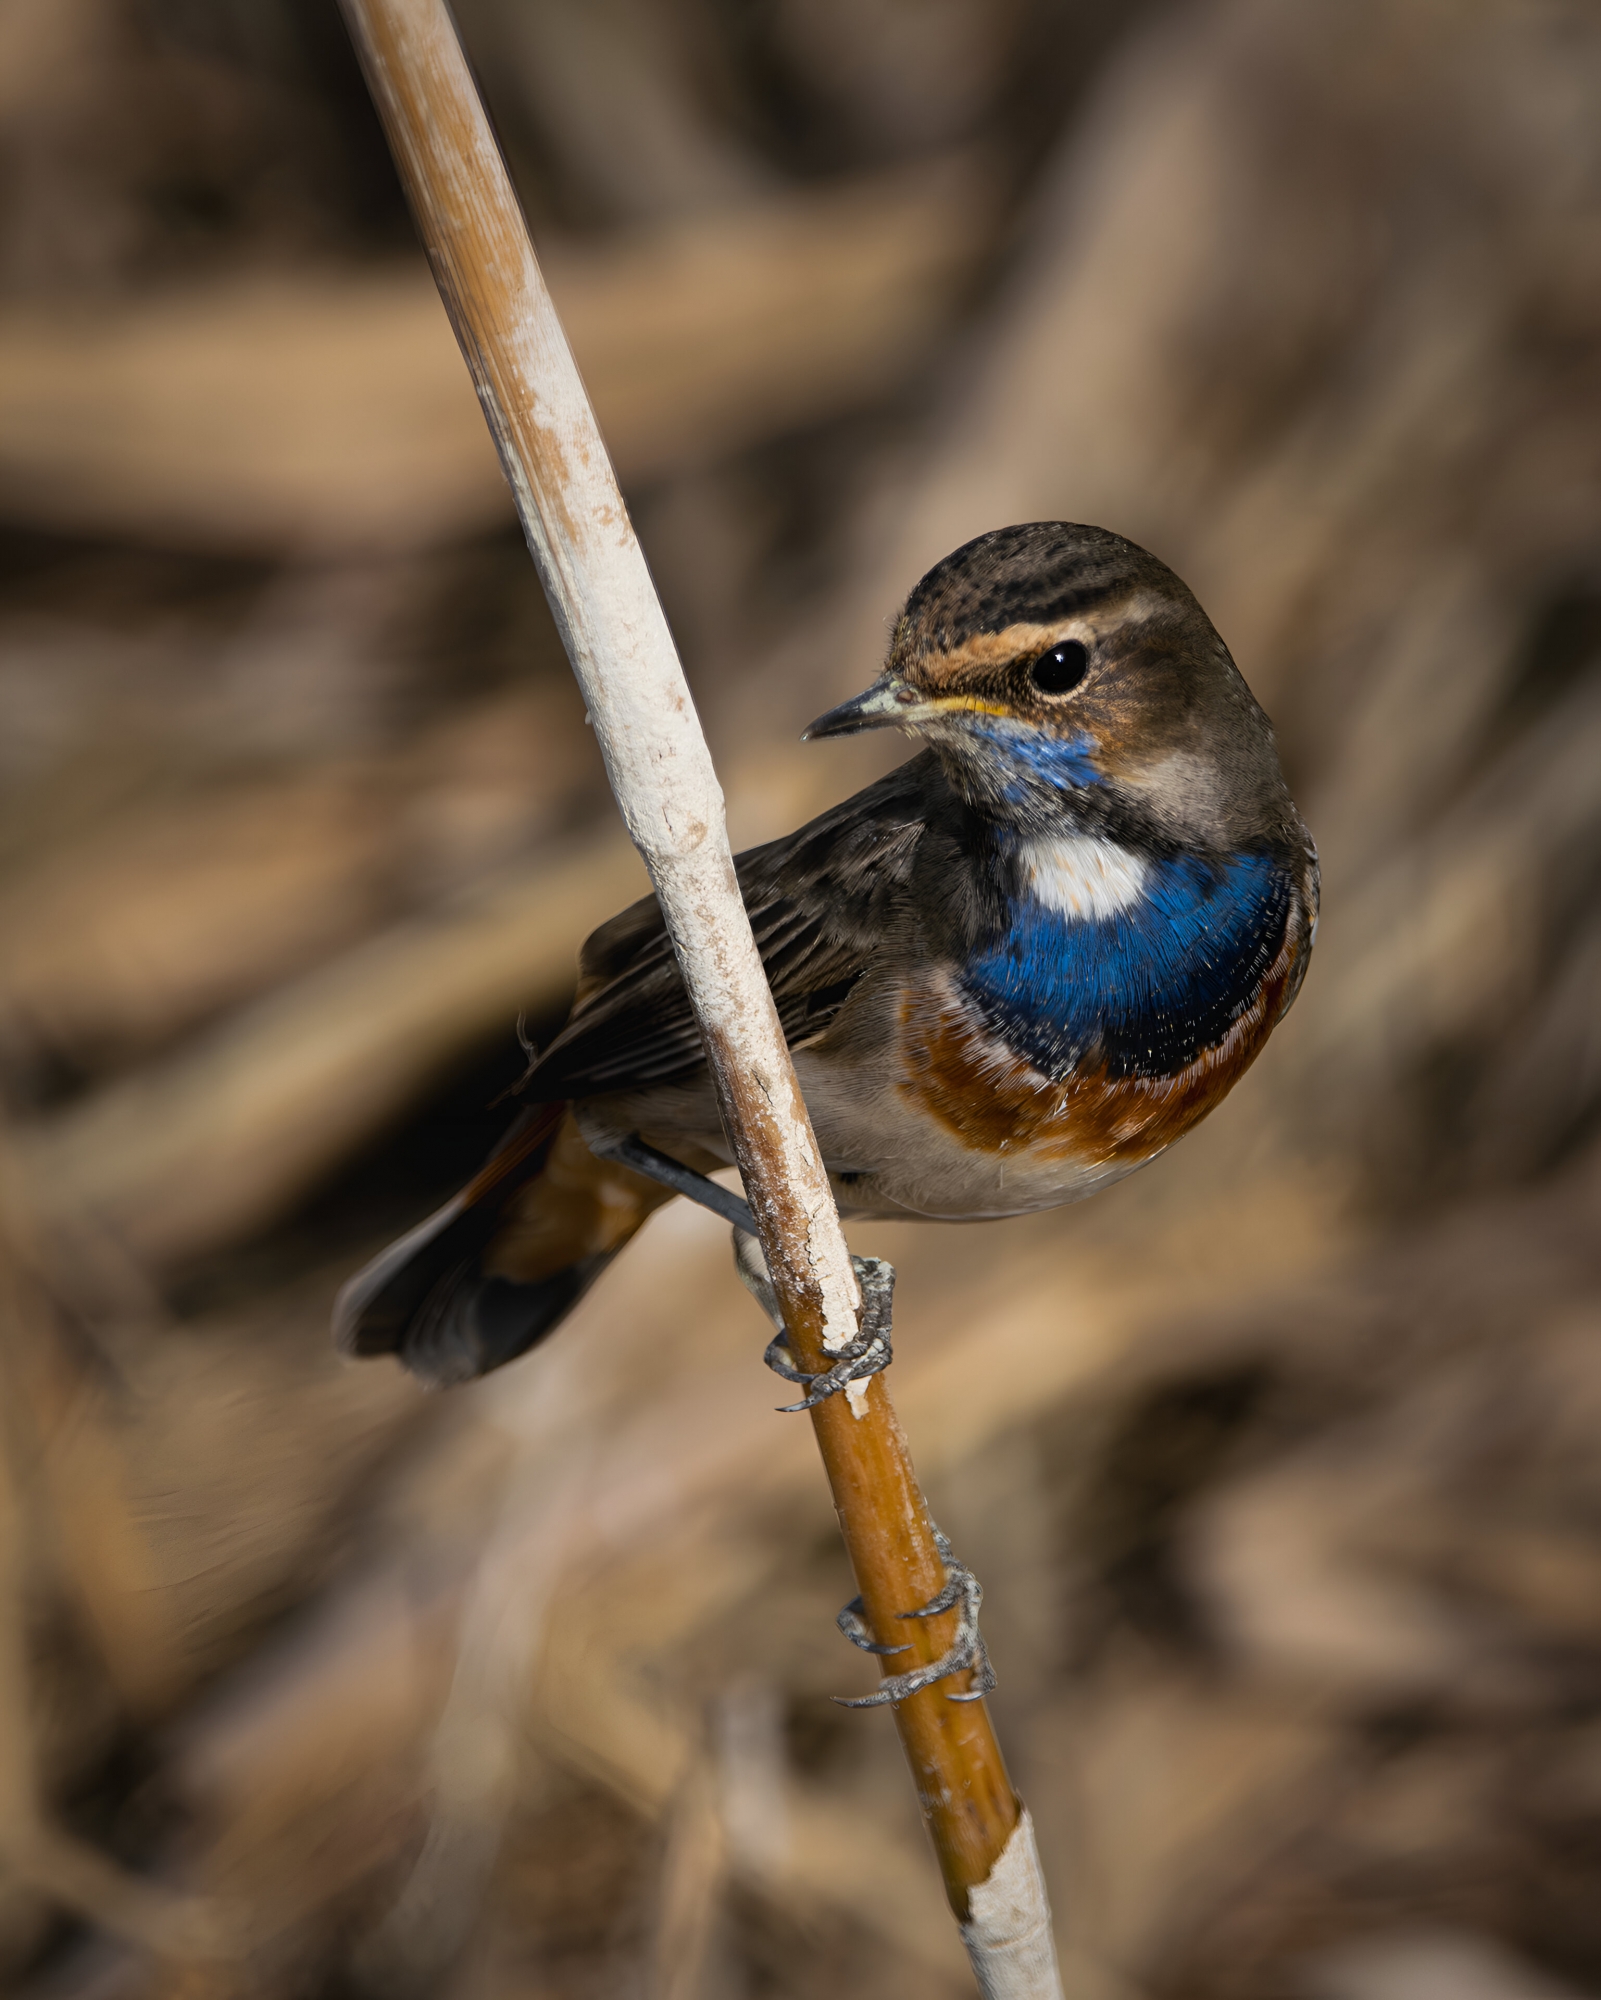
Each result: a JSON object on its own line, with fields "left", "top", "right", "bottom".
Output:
{"left": 806, "top": 523, "right": 1297, "bottom": 853}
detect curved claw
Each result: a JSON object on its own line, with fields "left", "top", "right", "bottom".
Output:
{"left": 745, "top": 1246, "right": 897, "bottom": 1411}
{"left": 834, "top": 1525, "right": 997, "bottom": 1707}
{"left": 837, "top": 1594, "right": 910, "bottom": 1657}
{"left": 899, "top": 1575, "right": 966, "bottom": 1620}
{"left": 763, "top": 1332, "right": 809, "bottom": 1386}
{"left": 771, "top": 1329, "right": 891, "bottom": 1411}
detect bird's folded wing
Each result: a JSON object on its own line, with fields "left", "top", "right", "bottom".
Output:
{"left": 525, "top": 755, "right": 933, "bottom": 1099}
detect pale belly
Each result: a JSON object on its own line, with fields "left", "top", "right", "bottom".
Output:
{"left": 573, "top": 1056, "right": 1164, "bottom": 1226}
{"left": 793, "top": 1052, "right": 1159, "bottom": 1220}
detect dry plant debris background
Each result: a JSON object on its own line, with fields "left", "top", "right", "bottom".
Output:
{"left": 0, "top": 1, "right": 1599, "bottom": 1996}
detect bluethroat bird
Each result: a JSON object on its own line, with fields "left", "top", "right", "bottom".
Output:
{"left": 336, "top": 523, "right": 1318, "bottom": 1387}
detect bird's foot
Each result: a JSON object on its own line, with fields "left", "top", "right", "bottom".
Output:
{"left": 724, "top": 1205, "right": 987, "bottom": 1702}
{"left": 735, "top": 1234, "right": 895, "bottom": 1411}
{"left": 608, "top": 1140, "right": 892, "bottom": 1414}
{"left": 835, "top": 1524, "right": 997, "bottom": 1707}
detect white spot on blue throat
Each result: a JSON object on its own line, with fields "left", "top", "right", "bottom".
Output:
{"left": 1018, "top": 832, "right": 1148, "bottom": 922}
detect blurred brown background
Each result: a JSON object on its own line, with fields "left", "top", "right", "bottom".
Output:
{"left": 1, "top": 2, "right": 1600, "bottom": 1996}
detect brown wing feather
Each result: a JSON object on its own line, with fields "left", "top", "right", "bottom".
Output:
{"left": 524, "top": 756, "right": 933, "bottom": 1101}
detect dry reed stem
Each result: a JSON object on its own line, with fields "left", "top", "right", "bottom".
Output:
{"left": 337, "top": 0, "right": 1057, "bottom": 1983}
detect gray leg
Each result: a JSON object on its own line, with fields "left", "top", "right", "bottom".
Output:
{"left": 594, "top": 1132, "right": 757, "bottom": 1233}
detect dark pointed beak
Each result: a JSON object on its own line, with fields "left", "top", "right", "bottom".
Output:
{"left": 803, "top": 676, "right": 921, "bottom": 740}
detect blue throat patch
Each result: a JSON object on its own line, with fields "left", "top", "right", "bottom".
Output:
{"left": 960, "top": 847, "right": 1292, "bottom": 1080}
{"left": 960, "top": 717, "right": 1105, "bottom": 799}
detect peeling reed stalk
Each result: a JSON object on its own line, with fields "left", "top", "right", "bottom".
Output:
{"left": 337, "top": 3, "right": 1062, "bottom": 1988}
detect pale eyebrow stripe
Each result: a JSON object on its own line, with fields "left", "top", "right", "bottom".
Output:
{"left": 926, "top": 589, "right": 1166, "bottom": 675}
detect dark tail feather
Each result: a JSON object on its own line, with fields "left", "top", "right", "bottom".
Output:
{"left": 334, "top": 1101, "right": 605, "bottom": 1387}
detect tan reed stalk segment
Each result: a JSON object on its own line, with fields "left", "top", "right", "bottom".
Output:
{"left": 337, "top": 2, "right": 1060, "bottom": 1985}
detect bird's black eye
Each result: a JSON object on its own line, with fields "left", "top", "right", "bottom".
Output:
{"left": 1029, "top": 640, "right": 1089, "bottom": 696}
